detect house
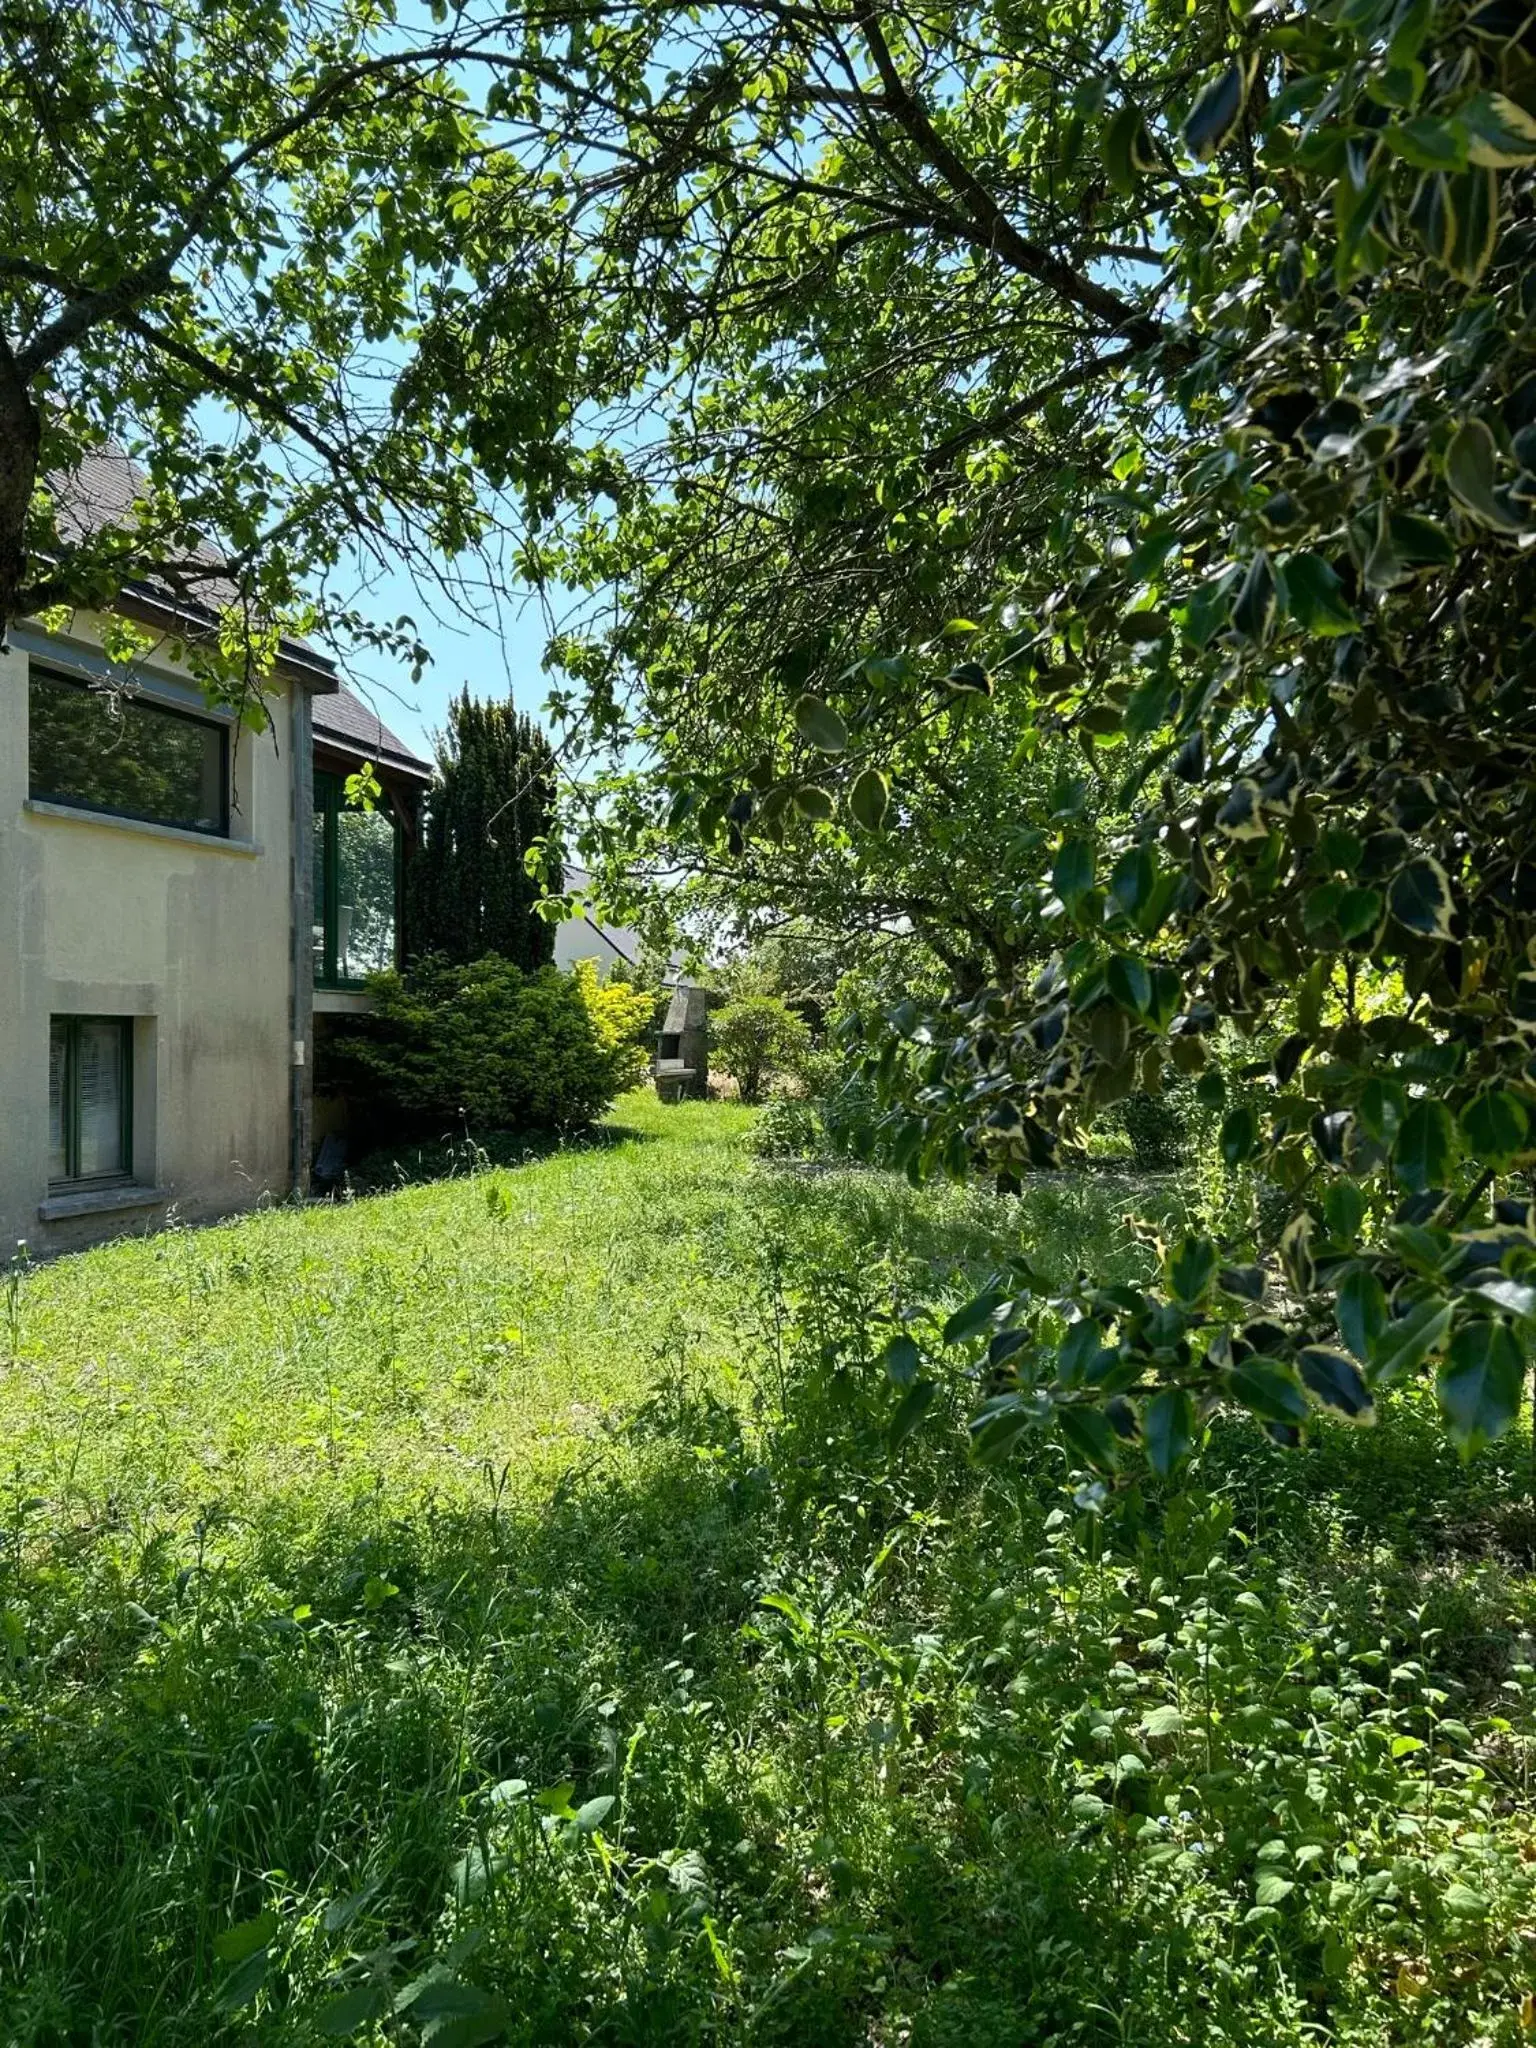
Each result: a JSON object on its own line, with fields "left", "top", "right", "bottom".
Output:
{"left": 1, "top": 591, "right": 674, "bottom": 1258}
{"left": 1, "top": 586, "right": 341, "bottom": 1254}
{"left": 551, "top": 864, "right": 647, "bottom": 974}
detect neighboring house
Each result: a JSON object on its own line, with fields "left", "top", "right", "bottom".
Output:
{"left": 552, "top": 864, "right": 647, "bottom": 974}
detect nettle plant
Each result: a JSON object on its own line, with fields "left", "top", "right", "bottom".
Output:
{"left": 824, "top": 0, "right": 1536, "bottom": 1472}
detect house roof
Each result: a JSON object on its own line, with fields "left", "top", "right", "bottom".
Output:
{"left": 313, "top": 686, "right": 433, "bottom": 781}
{"left": 43, "top": 447, "right": 338, "bottom": 689}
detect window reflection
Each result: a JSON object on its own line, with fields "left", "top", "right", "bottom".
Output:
{"left": 313, "top": 771, "right": 400, "bottom": 986}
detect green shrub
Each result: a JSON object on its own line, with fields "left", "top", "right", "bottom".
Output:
{"left": 326, "top": 953, "right": 644, "bottom": 1136}
{"left": 713, "top": 995, "right": 812, "bottom": 1103}
{"left": 1105, "top": 1088, "right": 1187, "bottom": 1173}
{"left": 570, "top": 958, "right": 656, "bottom": 1098}
{"left": 751, "top": 1095, "right": 820, "bottom": 1159}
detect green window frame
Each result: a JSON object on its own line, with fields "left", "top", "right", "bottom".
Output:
{"left": 48, "top": 1016, "right": 134, "bottom": 1188}
{"left": 312, "top": 769, "right": 403, "bottom": 989}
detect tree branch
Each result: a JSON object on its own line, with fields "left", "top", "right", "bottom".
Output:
{"left": 852, "top": 5, "right": 1163, "bottom": 346}
{"left": 923, "top": 346, "right": 1138, "bottom": 471}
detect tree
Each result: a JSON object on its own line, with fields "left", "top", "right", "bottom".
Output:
{"left": 714, "top": 997, "right": 813, "bottom": 1105}
{"left": 0, "top": 0, "right": 613, "bottom": 707}
{"left": 491, "top": 0, "right": 1536, "bottom": 1467}
{"left": 408, "top": 689, "right": 557, "bottom": 973}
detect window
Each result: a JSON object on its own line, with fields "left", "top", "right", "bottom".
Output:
{"left": 29, "top": 664, "right": 229, "bottom": 836}
{"left": 49, "top": 1017, "right": 133, "bottom": 1187}
{"left": 313, "top": 770, "right": 400, "bottom": 986}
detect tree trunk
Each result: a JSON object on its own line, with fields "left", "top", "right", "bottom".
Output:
{"left": 0, "top": 340, "right": 40, "bottom": 635}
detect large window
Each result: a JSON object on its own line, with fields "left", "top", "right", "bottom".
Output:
{"left": 49, "top": 1017, "right": 133, "bottom": 1188}
{"left": 29, "top": 665, "right": 229, "bottom": 836}
{"left": 313, "top": 770, "right": 400, "bottom": 986}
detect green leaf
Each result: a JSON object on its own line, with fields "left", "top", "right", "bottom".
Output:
{"left": 1106, "top": 953, "right": 1151, "bottom": 1016}
{"left": 1459, "top": 1087, "right": 1529, "bottom": 1168}
{"left": 1053, "top": 836, "right": 1095, "bottom": 907}
{"left": 848, "top": 767, "right": 889, "bottom": 832}
{"left": 1166, "top": 1234, "right": 1217, "bottom": 1306}
{"left": 887, "top": 1377, "right": 938, "bottom": 1450}
{"left": 1119, "top": 607, "right": 1172, "bottom": 644}
{"left": 793, "top": 786, "right": 836, "bottom": 822}
{"left": 1381, "top": 115, "right": 1469, "bottom": 171}
{"left": 1445, "top": 166, "right": 1500, "bottom": 286}
{"left": 1230, "top": 550, "right": 1276, "bottom": 643}
{"left": 1279, "top": 551, "right": 1358, "bottom": 636}
{"left": 882, "top": 1333, "right": 921, "bottom": 1386}
{"left": 1143, "top": 1387, "right": 1195, "bottom": 1478}
{"left": 1057, "top": 1401, "right": 1121, "bottom": 1474}
{"left": 1389, "top": 856, "right": 1455, "bottom": 939}
{"left": 316, "top": 1984, "right": 391, "bottom": 2035}
{"left": 214, "top": 1912, "right": 279, "bottom": 1965}
{"left": 1336, "top": 886, "right": 1383, "bottom": 941}
{"left": 1461, "top": 90, "right": 1536, "bottom": 167}
{"left": 574, "top": 1794, "right": 615, "bottom": 1834}
{"left": 1443, "top": 1881, "right": 1490, "bottom": 1916}
{"left": 1220, "top": 1103, "right": 1259, "bottom": 1168}
{"left": 1393, "top": 1098, "right": 1458, "bottom": 1193}
{"left": 1437, "top": 1318, "right": 1524, "bottom": 1452}
{"left": 1109, "top": 846, "right": 1155, "bottom": 918}
{"left": 424, "top": 2007, "right": 513, "bottom": 2048}
{"left": 792, "top": 693, "right": 848, "bottom": 753}
{"left": 1140, "top": 1703, "right": 1184, "bottom": 1737}
{"left": 215, "top": 1949, "right": 271, "bottom": 2015}
{"left": 1446, "top": 419, "right": 1522, "bottom": 531}
{"left": 942, "top": 1291, "right": 1003, "bottom": 1344}
{"left": 1256, "top": 1871, "right": 1295, "bottom": 1907}
{"left": 1337, "top": 1266, "right": 1388, "bottom": 1362}
{"left": 1103, "top": 102, "right": 1159, "bottom": 194}
{"left": 1184, "top": 61, "right": 1249, "bottom": 160}
{"left": 1324, "top": 1178, "right": 1366, "bottom": 1244}
{"left": 1227, "top": 1358, "right": 1309, "bottom": 1425}
{"left": 1370, "top": 1296, "right": 1453, "bottom": 1385}
{"left": 1298, "top": 1347, "right": 1375, "bottom": 1422}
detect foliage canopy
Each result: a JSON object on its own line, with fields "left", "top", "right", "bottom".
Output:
{"left": 512, "top": 0, "right": 1536, "bottom": 1470}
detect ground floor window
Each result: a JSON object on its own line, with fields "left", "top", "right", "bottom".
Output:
{"left": 49, "top": 1016, "right": 133, "bottom": 1187}
{"left": 313, "top": 770, "right": 401, "bottom": 987}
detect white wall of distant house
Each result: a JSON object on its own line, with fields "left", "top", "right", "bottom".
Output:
{"left": 552, "top": 910, "right": 642, "bottom": 973}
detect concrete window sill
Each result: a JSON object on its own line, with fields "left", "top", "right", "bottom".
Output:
{"left": 24, "top": 800, "right": 261, "bottom": 857}
{"left": 39, "top": 1184, "right": 170, "bottom": 1223}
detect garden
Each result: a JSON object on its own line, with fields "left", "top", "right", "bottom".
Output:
{"left": 2, "top": 1092, "right": 1534, "bottom": 2044}
{"left": 10, "top": 0, "right": 1536, "bottom": 2038}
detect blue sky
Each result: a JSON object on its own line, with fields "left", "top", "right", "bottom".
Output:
{"left": 325, "top": 535, "right": 563, "bottom": 763}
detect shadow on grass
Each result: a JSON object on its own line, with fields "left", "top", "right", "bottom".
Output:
{"left": 335, "top": 1116, "right": 660, "bottom": 1195}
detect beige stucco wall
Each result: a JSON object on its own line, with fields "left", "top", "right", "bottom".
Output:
{"left": 0, "top": 617, "right": 297, "bottom": 1256}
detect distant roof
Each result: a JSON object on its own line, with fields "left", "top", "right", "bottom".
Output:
{"left": 43, "top": 447, "right": 337, "bottom": 688}
{"left": 313, "top": 685, "right": 433, "bottom": 780}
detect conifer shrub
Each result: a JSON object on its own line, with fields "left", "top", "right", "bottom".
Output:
{"left": 324, "top": 955, "right": 653, "bottom": 1138}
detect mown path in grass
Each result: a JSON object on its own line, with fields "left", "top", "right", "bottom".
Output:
{"left": 3, "top": 1095, "right": 1111, "bottom": 1529}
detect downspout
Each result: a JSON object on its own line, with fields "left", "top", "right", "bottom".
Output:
{"left": 289, "top": 679, "right": 315, "bottom": 1199}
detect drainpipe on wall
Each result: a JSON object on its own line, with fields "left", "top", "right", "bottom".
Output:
{"left": 289, "top": 680, "right": 315, "bottom": 1199}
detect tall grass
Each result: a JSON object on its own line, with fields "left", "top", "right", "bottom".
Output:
{"left": 2, "top": 1095, "right": 1533, "bottom": 2044}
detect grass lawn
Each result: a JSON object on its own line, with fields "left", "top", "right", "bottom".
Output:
{"left": 3, "top": 1095, "right": 766, "bottom": 1521}
{"left": 2, "top": 1096, "right": 1534, "bottom": 2046}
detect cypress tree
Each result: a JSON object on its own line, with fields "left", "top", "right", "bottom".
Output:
{"left": 407, "top": 689, "right": 558, "bottom": 971}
